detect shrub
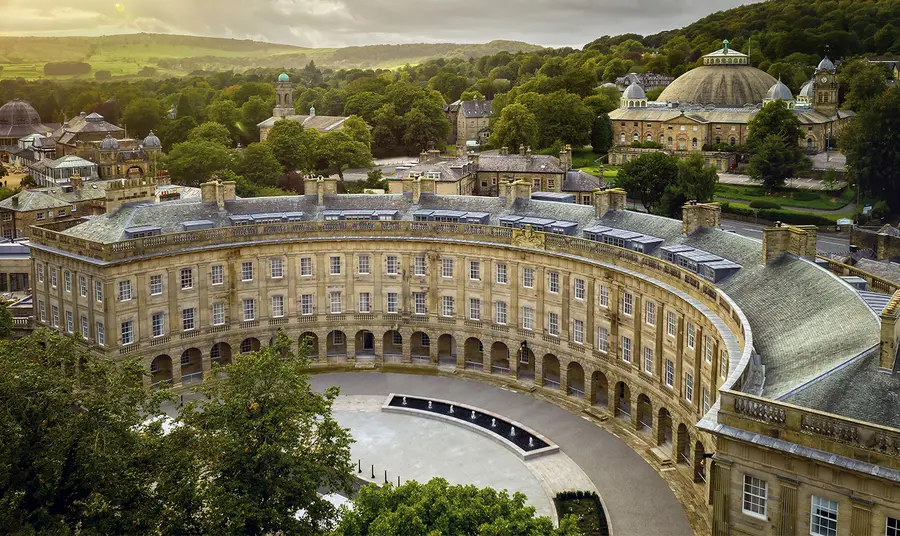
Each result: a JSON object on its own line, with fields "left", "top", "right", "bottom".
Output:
{"left": 790, "top": 191, "right": 819, "bottom": 201}
{"left": 749, "top": 200, "right": 782, "bottom": 209}
{"left": 43, "top": 61, "right": 91, "bottom": 76}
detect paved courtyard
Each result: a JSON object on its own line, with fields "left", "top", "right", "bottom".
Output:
{"left": 312, "top": 373, "right": 694, "bottom": 536}
{"left": 334, "top": 398, "right": 558, "bottom": 520}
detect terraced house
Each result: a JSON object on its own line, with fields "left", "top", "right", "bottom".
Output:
{"left": 25, "top": 175, "right": 900, "bottom": 536}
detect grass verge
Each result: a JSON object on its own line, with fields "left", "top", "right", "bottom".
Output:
{"left": 555, "top": 491, "right": 609, "bottom": 536}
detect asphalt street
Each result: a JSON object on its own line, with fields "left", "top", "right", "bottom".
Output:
{"left": 721, "top": 218, "right": 850, "bottom": 256}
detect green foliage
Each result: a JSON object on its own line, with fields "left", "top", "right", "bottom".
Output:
{"left": 237, "top": 143, "right": 284, "bottom": 187}
{"left": 872, "top": 200, "right": 891, "bottom": 219}
{"left": 205, "top": 99, "right": 243, "bottom": 141}
{"left": 591, "top": 114, "right": 613, "bottom": 154}
{"left": 515, "top": 90, "right": 593, "bottom": 148}
{"left": 749, "top": 200, "right": 782, "bottom": 209}
{"left": 334, "top": 478, "right": 579, "bottom": 536}
{"left": 241, "top": 95, "right": 274, "bottom": 138}
{"left": 721, "top": 202, "right": 842, "bottom": 226}
{"left": 747, "top": 100, "right": 803, "bottom": 152}
{"left": 265, "top": 120, "right": 315, "bottom": 172}
{"left": 582, "top": 94, "right": 617, "bottom": 116}
{"left": 839, "top": 59, "right": 890, "bottom": 111}
{"left": 122, "top": 97, "right": 164, "bottom": 138}
{"left": 43, "top": 61, "right": 91, "bottom": 76}
{"left": 188, "top": 121, "right": 233, "bottom": 148}
{"left": 0, "top": 303, "right": 12, "bottom": 338}
{"left": 164, "top": 140, "right": 234, "bottom": 186}
{"left": 157, "top": 115, "right": 198, "bottom": 151}
{"left": 616, "top": 152, "right": 678, "bottom": 214}
{"left": 0, "top": 165, "right": 7, "bottom": 179}
{"left": 843, "top": 87, "right": 900, "bottom": 209}
{"left": 488, "top": 103, "right": 539, "bottom": 150}
{"left": 343, "top": 115, "right": 373, "bottom": 149}
{"left": 312, "top": 131, "right": 374, "bottom": 180}
{"left": 748, "top": 134, "right": 807, "bottom": 191}
{"left": 658, "top": 153, "right": 719, "bottom": 217}
{"left": 94, "top": 70, "right": 112, "bottom": 81}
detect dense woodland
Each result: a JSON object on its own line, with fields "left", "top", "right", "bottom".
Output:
{"left": 0, "top": 0, "right": 897, "bottom": 206}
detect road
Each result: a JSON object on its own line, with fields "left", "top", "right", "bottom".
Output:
{"left": 721, "top": 218, "right": 850, "bottom": 256}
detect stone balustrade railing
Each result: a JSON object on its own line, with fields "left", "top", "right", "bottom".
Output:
{"left": 720, "top": 390, "right": 900, "bottom": 465}
{"left": 818, "top": 256, "right": 899, "bottom": 295}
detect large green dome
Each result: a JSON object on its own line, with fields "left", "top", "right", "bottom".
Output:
{"left": 278, "top": 72, "right": 290, "bottom": 82}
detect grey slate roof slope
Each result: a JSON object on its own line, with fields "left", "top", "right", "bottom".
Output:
{"left": 562, "top": 170, "right": 603, "bottom": 192}
{"left": 0, "top": 190, "right": 71, "bottom": 211}
{"left": 783, "top": 352, "right": 900, "bottom": 429}
{"left": 460, "top": 100, "right": 491, "bottom": 118}
{"left": 477, "top": 154, "right": 565, "bottom": 174}
{"left": 399, "top": 157, "right": 468, "bottom": 182}
{"left": 55, "top": 197, "right": 881, "bottom": 406}
{"left": 854, "top": 258, "right": 900, "bottom": 285}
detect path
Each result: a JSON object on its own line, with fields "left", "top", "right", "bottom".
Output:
{"left": 715, "top": 196, "right": 857, "bottom": 215}
{"left": 717, "top": 173, "right": 846, "bottom": 191}
{"left": 311, "top": 372, "right": 694, "bottom": 536}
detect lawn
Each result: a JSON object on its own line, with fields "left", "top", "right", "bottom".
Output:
{"left": 555, "top": 491, "right": 609, "bottom": 536}
{"left": 715, "top": 183, "right": 854, "bottom": 211}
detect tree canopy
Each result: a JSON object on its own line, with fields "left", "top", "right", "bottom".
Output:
{"left": 843, "top": 86, "right": 900, "bottom": 208}
{"left": 334, "top": 478, "right": 579, "bottom": 536}
{"left": 616, "top": 151, "right": 679, "bottom": 214}
{"left": 488, "top": 103, "right": 539, "bottom": 151}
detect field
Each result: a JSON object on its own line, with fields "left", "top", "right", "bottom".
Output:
{"left": 0, "top": 34, "right": 542, "bottom": 80}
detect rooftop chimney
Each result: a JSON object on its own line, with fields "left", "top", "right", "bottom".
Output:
{"left": 519, "top": 144, "right": 526, "bottom": 156}
{"left": 761, "top": 222, "right": 818, "bottom": 264}
{"left": 681, "top": 201, "right": 721, "bottom": 236}
{"left": 559, "top": 144, "right": 572, "bottom": 171}
{"left": 69, "top": 173, "right": 83, "bottom": 190}
{"left": 200, "top": 179, "right": 237, "bottom": 210}
{"left": 592, "top": 188, "right": 627, "bottom": 218}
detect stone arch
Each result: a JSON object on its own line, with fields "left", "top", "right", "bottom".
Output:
{"left": 410, "top": 331, "right": 431, "bottom": 361}
{"left": 210, "top": 342, "right": 232, "bottom": 367}
{"left": 619, "top": 133, "right": 626, "bottom": 144}
{"left": 383, "top": 330, "right": 402, "bottom": 360}
{"left": 730, "top": 137, "right": 736, "bottom": 146}
{"left": 517, "top": 342, "right": 535, "bottom": 381}
{"left": 659, "top": 133, "right": 665, "bottom": 145}
{"left": 691, "top": 137, "right": 698, "bottom": 149}
{"left": 806, "top": 137, "right": 815, "bottom": 150}
{"left": 566, "top": 361, "right": 585, "bottom": 398}
{"left": 542, "top": 353, "right": 561, "bottom": 389}
{"left": 676, "top": 423, "right": 691, "bottom": 464}
{"left": 490, "top": 341, "right": 510, "bottom": 374}
{"left": 591, "top": 370, "right": 608, "bottom": 407}
{"left": 637, "top": 393, "right": 653, "bottom": 432}
{"left": 355, "top": 329, "right": 376, "bottom": 357}
{"left": 464, "top": 337, "right": 483, "bottom": 368}
{"left": 694, "top": 440, "right": 707, "bottom": 483}
{"left": 240, "top": 337, "right": 261, "bottom": 354}
{"left": 180, "top": 348, "right": 202, "bottom": 385}
{"left": 614, "top": 381, "right": 631, "bottom": 418}
{"left": 715, "top": 136, "right": 721, "bottom": 145}
{"left": 646, "top": 133, "right": 653, "bottom": 142}
{"left": 326, "top": 330, "right": 346, "bottom": 357}
{"left": 150, "top": 354, "right": 173, "bottom": 387}
{"left": 299, "top": 332, "right": 318, "bottom": 359}
{"left": 437, "top": 334, "right": 456, "bottom": 366}
{"left": 657, "top": 407, "right": 673, "bottom": 446}
{"left": 632, "top": 132, "right": 639, "bottom": 142}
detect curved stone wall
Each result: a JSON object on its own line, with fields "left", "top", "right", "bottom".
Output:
{"left": 30, "top": 223, "right": 757, "bottom": 524}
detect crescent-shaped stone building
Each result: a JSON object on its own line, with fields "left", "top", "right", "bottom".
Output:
{"left": 24, "top": 174, "right": 900, "bottom": 535}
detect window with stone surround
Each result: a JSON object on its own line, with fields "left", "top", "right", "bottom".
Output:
{"left": 810, "top": 496, "right": 838, "bottom": 536}
{"left": 469, "top": 298, "right": 481, "bottom": 320}
{"left": 211, "top": 264, "right": 224, "bottom": 285}
{"left": 741, "top": 475, "right": 767, "bottom": 519}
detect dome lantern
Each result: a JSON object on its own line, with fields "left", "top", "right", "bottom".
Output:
{"left": 620, "top": 82, "right": 647, "bottom": 109}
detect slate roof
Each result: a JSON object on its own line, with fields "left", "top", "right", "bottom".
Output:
{"left": 52, "top": 114, "right": 124, "bottom": 139}
{"left": 460, "top": 100, "right": 491, "bottom": 118}
{"left": 399, "top": 157, "right": 469, "bottom": 182}
{"left": 853, "top": 258, "right": 900, "bottom": 285}
{"left": 477, "top": 154, "right": 565, "bottom": 174}
{"left": 562, "top": 170, "right": 603, "bottom": 192}
{"left": 609, "top": 106, "right": 848, "bottom": 125}
{"left": 50, "top": 195, "right": 881, "bottom": 417}
{"left": 257, "top": 114, "right": 349, "bottom": 131}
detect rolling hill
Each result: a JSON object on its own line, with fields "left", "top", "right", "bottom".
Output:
{"left": 0, "top": 33, "right": 543, "bottom": 80}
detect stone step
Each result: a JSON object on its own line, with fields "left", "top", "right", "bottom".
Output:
{"left": 650, "top": 445, "right": 675, "bottom": 467}
{"left": 354, "top": 362, "right": 377, "bottom": 370}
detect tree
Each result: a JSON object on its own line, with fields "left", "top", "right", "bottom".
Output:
{"left": 843, "top": 87, "right": 900, "bottom": 208}
{"left": 428, "top": 72, "right": 470, "bottom": 102}
{"left": 0, "top": 332, "right": 167, "bottom": 534}
{"left": 122, "top": 97, "right": 163, "bottom": 138}
{"left": 747, "top": 134, "right": 806, "bottom": 191}
{"left": 164, "top": 140, "right": 234, "bottom": 186}
{"left": 237, "top": 143, "right": 284, "bottom": 187}
{"left": 658, "top": 153, "right": 719, "bottom": 217}
{"left": 313, "top": 131, "right": 373, "bottom": 180}
{"left": 188, "top": 121, "right": 233, "bottom": 148}
{"left": 265, "top": 120, "right": 315, "bottom": 172}
{"left": 343, "top": 92, "right": 385, "bottom": 122}
{"left": 334, "top": 478, "right": 579, "bottom": 536}
{"left": 371, "top": 104, "right": 401, "bottom": 156}
{"left": 241, "top": 95, "right": 273, "bottom": 138}
{"left": 157, "top": 115, "right": 198, "bottom": 151}
{"left": 205, "top": 99, "right": 243, "bottom": 140}
{"left": 746, "top": 100, "right": 803, "bottom": 151}
{"left": 591, "top": 114, "right": 613, "bottom": 154}
{"left": 840, "top": 59, "right": 889, "bottom": 110}
{"left": 488, "top": 103, "right": 539, "bottom": 150}
{"left": 583, "top": 94, "right": 617, "bottom": 116}
{"left": 343, "top": 115, "right": 373, "bottom": 149}
{"left": 174, "top": 332, "right": 354, "bottom": 535}
{"left": 401, "top": 98, "right": 450, "bottom": 153}
{"left": 602, "top": 58, "right": 629, "bottom": 82}
{"left": 616, "top": 152, "right": 679, "bottom": 213}
{"left": 175, "top": 93, "right": 195, "bottom": 119}
{"left": 515, "top": 90, "right": 593, "bottom": 148}
{"left": 0, "top": 302, "right": 12, "bottom": 338}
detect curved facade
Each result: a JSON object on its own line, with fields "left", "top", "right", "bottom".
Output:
{"left": 26, "top": 181, "right": 900, "bottom": 536}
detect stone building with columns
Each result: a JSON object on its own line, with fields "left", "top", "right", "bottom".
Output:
{"left": 609, "top": 42, "right": 854, "bottom": 163}
{"left": 23, "top": 174, "right": 900, "bottom": 536}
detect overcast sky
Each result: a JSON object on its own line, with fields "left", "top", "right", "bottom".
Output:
{"left": 0, "top": 0, "right": 760, "bottom": 49}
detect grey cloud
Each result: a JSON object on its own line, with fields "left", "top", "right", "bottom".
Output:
{"left": 0, "top": 0, "right": 760, "bottom": 48}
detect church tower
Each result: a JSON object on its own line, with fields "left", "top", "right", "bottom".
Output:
{"left": 812, "top": 57, "right": 839, "bottom": 116}
{"left": 274, "top": 72, "right": 295, "bottom": 119}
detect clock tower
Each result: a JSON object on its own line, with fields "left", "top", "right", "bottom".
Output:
{"left": 812, "top": 56, "right": 839, "bottom": 116}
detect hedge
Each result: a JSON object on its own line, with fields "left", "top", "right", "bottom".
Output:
{"left": 721, "top": 202, "right": 838, "bottom": 226}
{"left": 748, "top": 200, "right": 782, "bottom": 209}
